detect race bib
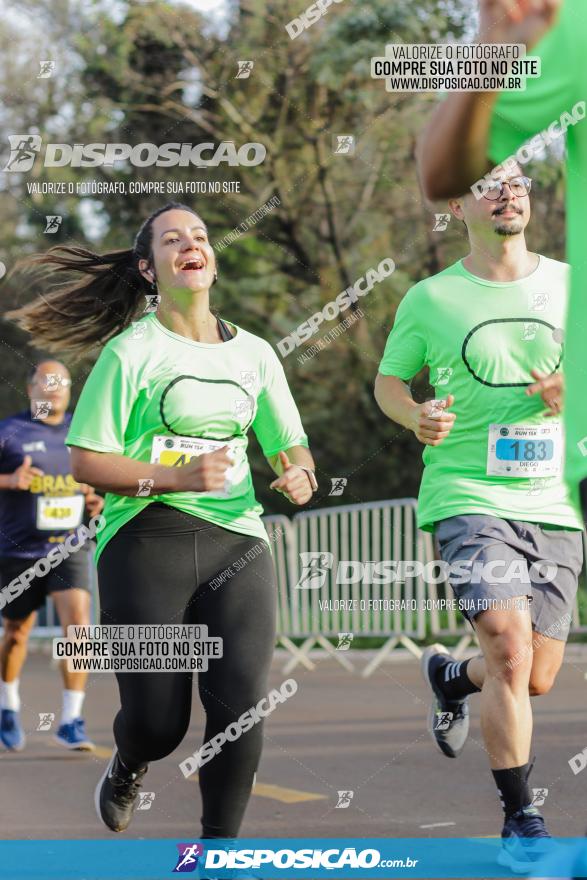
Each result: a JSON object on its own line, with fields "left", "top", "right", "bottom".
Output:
{"left": 36, "top": 495, "right": 84, "bottom": 531}
{"left": 487, "top": 423, "right": 562, "bottom": 478}
{"left": 150, "top": 435, "right": 236, "bottom": 498}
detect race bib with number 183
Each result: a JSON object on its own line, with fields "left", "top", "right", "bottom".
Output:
{"left": 487, "top": 423, "right": 562, "bottom": 478}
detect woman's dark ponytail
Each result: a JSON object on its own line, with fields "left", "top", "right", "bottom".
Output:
{"left": 6, "top": 202, "right": 200, "bottom": 357}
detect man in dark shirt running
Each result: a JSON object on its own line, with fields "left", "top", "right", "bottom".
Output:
{"left": 0, "top": 360, "right": 103, "bottom": 751}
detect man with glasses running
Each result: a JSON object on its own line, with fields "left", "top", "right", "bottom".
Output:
{"left": 375, "top": 165, "right": 583, "bottom": 870}
{"left": 0, "top": 361, "right": 103, "bottom": 751}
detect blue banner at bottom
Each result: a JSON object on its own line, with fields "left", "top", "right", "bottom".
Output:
{"left": 1, "top": 837, "right": 587, "bottom": 880}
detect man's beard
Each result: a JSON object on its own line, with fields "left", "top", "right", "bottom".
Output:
{"left": 494, "top": 219, "right": 524, "bottom": 236}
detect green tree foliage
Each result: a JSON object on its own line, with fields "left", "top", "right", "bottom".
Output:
{"left": 0, "top": 0, "right": 567, "bottom": 510}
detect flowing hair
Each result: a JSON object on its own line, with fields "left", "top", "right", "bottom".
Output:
{"left": 6, "top": 202, "right": 203, "bottom": 357}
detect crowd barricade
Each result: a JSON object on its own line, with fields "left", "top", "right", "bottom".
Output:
{"left": 268, "top": 500, "right": 429, "bottom": 675}
{"left": 29, "top": 512, "right": 587, "bottom": 672}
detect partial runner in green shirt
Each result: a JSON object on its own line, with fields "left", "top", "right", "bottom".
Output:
{"left": 486, "top": 0, "right": 587, "bottom": 508}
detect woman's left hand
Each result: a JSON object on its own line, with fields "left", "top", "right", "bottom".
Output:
{"left": 270, "top": 451, "right": 316, "bottom": 505}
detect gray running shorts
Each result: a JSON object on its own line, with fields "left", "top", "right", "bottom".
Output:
{"left": 435, "top": 515, "right": 584, "bottom": 641}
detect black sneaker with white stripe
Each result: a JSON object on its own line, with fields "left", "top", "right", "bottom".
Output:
{"left": 421, "top": 644, "right": 470, "bottom": 759}
{"left": 94, "top": 749, "right": 148, "bottom": 833}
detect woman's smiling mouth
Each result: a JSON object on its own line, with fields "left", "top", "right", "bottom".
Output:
{"left": 178, "top": 258, "right": 206, "bottom": 272}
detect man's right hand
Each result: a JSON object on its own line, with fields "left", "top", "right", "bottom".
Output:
{"left": 9, "top": 455, "right": 44, "bottom": 490}
{"left": 409, "top": 396, "right": 457, "bottom": 446}
{"left": 479, "top": 0, "right": 563, "bottom": 49}
{"left": 171, "top": 446, "right": 233, "bottom": 493}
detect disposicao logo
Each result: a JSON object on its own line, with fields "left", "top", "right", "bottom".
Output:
{"left": 3, "top": 136, "right": 266, "bottom": 171}
{"left": 173, "top": 843, "right": 204, "bottom": 873}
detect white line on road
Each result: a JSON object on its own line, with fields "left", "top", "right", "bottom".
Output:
{"left": 419, "top": 822, "right": 456, "bottom": 829}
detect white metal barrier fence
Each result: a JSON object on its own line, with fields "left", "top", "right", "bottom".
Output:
{"left": 267, "top": 500, "right": 430, "bottom": 675}
{"left": 27, "top": 504, "right": 587, "bottom": 674}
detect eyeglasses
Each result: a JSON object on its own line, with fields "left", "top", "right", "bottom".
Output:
{"left": 35, "top": 376, "right": 72, "bottom": 388}
{"left": 483, "top": 176, "right": 532, "bottom": 201}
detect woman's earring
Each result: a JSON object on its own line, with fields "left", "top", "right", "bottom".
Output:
{"left": 214, "top": 269, "right": 218, "bottom": 282}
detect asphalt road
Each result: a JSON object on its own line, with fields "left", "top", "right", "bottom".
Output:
{"left": 2, "top": 647, "right": 586, "bottom": 846}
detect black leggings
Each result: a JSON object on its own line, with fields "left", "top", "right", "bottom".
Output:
{"left": 97, "top": 503, "right": 277, "bottom": 838}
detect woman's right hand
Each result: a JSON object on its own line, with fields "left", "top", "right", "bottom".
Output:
{"left": 171, "top": 446, "right": 233, "bottom": 492}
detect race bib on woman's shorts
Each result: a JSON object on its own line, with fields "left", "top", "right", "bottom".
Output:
{"left": 487, "top": 423, "right": 562, "bottom": 478}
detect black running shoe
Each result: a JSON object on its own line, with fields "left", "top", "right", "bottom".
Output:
{"left": 94, "top": 749, "right": 148, "bottom": 833}
{"left": 421, "top": 644, "right": 469, "bottom": 758}
{"left": 498, "top": 805, "right": 552, "bottom": 873}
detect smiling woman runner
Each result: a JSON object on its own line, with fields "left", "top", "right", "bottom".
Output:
{"left": 7, "top": 201, "right": 317, "bottom": 839}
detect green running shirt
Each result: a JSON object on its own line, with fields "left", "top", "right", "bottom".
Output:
{"left": 66, "top": 314, "right": 309, "bottom": 561}
{"left": 379, "top": 257, "right": 582, "bottom": 532}
{"left": 488, "top": 0, "right": 587, "bottom": 510}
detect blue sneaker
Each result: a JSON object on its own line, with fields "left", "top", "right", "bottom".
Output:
{"left": 54, "top": 717, "right": 95, "bottom": 751}
{"left": 0, "top": 709, "right": 25, "bottom": 751}
{"left": 497, "top": 805, "right": 552, "bottom": 873}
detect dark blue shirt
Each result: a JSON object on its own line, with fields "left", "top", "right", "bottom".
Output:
{"left": 0, "top": 411, "right": 85, "bottom": 559}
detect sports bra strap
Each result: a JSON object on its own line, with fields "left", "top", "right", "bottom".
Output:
{"left": 216, "top": 316, "right": 234, "bottom": 342}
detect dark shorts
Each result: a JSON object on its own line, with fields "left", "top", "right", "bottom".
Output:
{"left": 435, "top": 515, "right": 584, "bottom": 641}
{"left": 0, "top": 544, "right": 93, "bottom": 621}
